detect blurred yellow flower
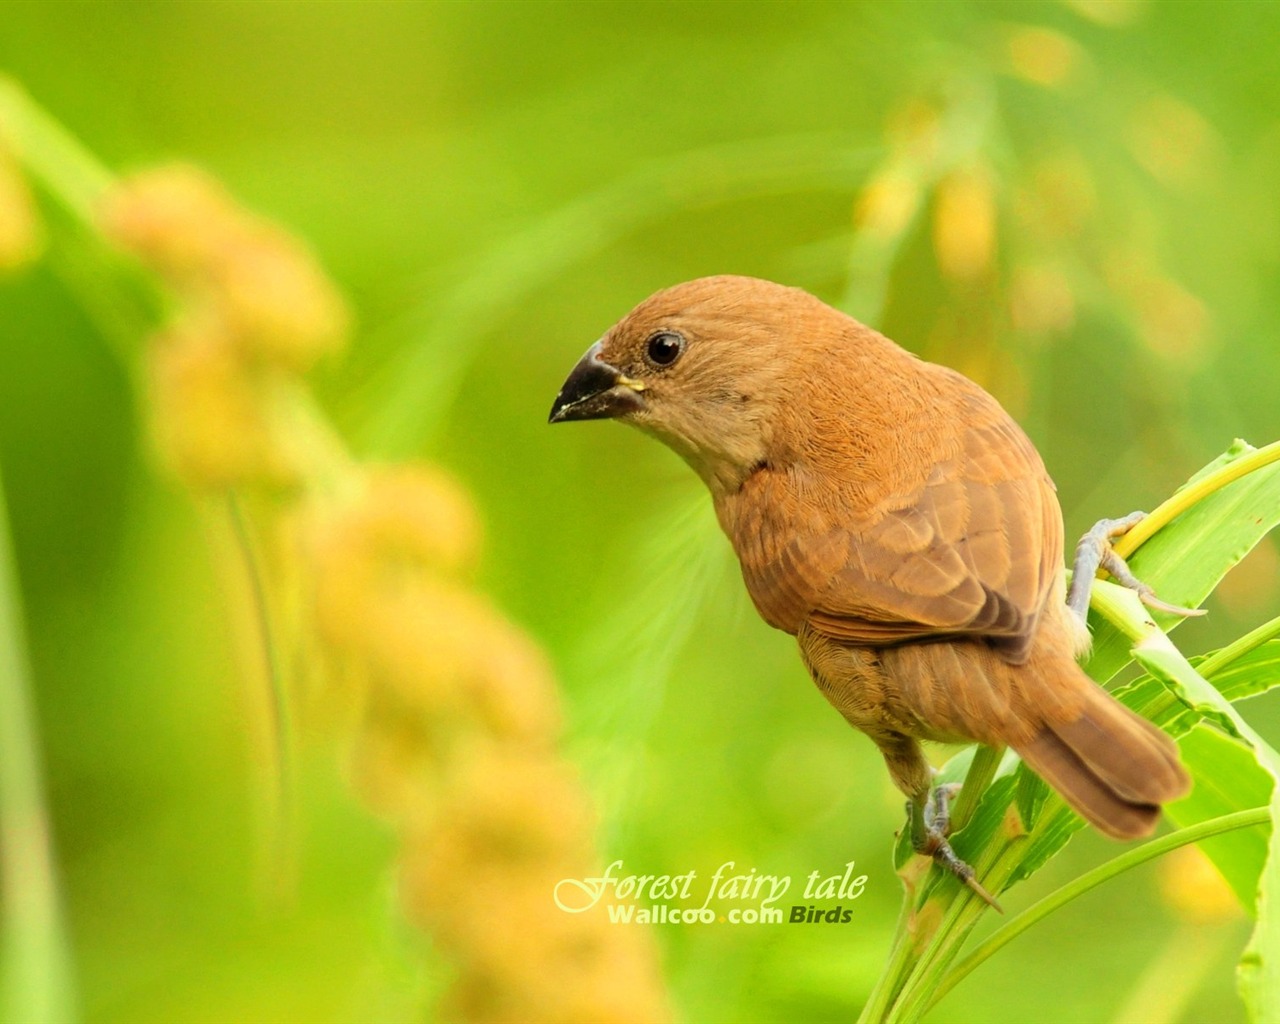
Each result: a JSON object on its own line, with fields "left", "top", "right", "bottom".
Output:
{"left": 1158, "top": 845, "right": 1241, "bottom": 924}
{"left": 1002, "top": 24, "right": 1086, "bottom": 89}
{"left": 148, "top": 321, "right": 299, "bottom": 488}
{"left": 855, "top": 167, "right": 923, "bottom": 242}
{"left": 0, "top": 139, "right": 42, "bottom": 271}
{"left": 1128, "top": 94, "right": 1218, "bottom": 189}
{"left": 1009, "top": 264, "right": 1076, "bottom": 336}
{"left": 1015, "top": 151, "right": 1097, "bottom": 241}
{"left": 103, "top": 160, "right": 671, "bottom": 1021}
{"left": 100, "top": 164, "right": 244, "bottom": 279}
{"left": 103, "top": 163, "right": 349, "bottom": 370}
{"left": 1105, "top": 250, "right": 1215, "bottom": 367}
{"left": 933, "top": 166, "right": 997, "bottom": 282}
{"left": 401, "top": 751, "right": 669, "bottom": 1024}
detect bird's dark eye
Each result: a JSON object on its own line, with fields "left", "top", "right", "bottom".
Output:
{"left": 645, "top": 330, "right": 685, "bottom": 367}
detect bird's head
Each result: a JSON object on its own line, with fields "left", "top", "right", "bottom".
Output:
{"left": 549, "top": 275, "right": 830, "bottom": 495}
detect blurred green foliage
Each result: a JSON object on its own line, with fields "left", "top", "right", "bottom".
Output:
{"left": 2, "top": 2, "right": 1280, "bottom": 1021}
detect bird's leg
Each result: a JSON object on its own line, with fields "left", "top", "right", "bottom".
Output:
{"left": 883, "top": 736, "right": 1002, "bottom": 910}
{"left": 906, "top": 781, "right": 1002, "bottom": 912}
{"left": 924, "top": 781, "right": 963, "bottom": 836}
{"left": 1066, "top": 511, "right": 1207, "bottom": 625}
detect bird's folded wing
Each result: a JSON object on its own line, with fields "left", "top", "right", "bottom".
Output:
{"left": 735, "top": 415, "right": 1061, "bottom": 664}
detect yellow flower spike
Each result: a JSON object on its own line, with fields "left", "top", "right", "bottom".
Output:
{"left": 400, "top": 750, "right": 671, "bottom": 1024}
{"left": 366, "top": 583, "right": 561, "bottom": 744}
{"left": 355, "top": 464, "right": 483, "bottom": 577}
{"left": 0, "top": 108, "right": 672, "bottom": 1016}
{"left": 309, "top": 464, "right": 480, "bottom": 650}
{"left": 148, "top": 321, "right": 299, "bottom": 489}
{"left": 310, "top": 518, "right": 384, "bottom": 655}
{"left": 211, "top": 222, "right": 349, "bottom": 371}
{"left": 400, "top": 754, "right": 594, "bottom": 956}
{"left": 103, "top": 163, "right": 349, "bottom": 371}
{"left": 346, "top": 688, "right": 443, "bottom": 825}
{"left": 0, "top": 137, "right": 43, "bottom": 271}
{"left": 309, "top": 480, "right": 559, "bottom": 742}
{"left": 99, "top": 164, "right": 243, "bottom": 279}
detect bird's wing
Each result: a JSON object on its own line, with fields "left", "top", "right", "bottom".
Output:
{"left": 731, "top": 401, "right": 1061, "bottom": 663}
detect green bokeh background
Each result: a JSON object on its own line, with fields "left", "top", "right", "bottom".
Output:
{"left": 2, "top": 2, "right": 1279, "bottom": 1021}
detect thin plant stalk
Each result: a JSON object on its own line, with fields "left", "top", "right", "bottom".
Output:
{"left": 926, "top": 807, "right": 1270, "bottom": 1012}
{"left": 1111, "top": 440, "right": 1280, "bottom": 560}
{"left": 0, "top": 465, "right": 78, "bottom": 1024}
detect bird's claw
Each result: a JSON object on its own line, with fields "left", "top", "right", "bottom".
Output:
{"left": 924, "top": 781, "right": 963, "bottom": 836}
{"left": 1066, "top": 511, "right": 1206, "bottom": 624}
{"left": 907, "top": 783, "right": 1003, "bottom": 912}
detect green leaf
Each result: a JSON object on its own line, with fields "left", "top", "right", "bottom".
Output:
{"left": 1005, "top": 790, "right": 1085, "bottom": 890}
{"left": 1085, "top": 440, "right": 1280, "bottom": 683}
{"left": 1048, "top": 439, "right": 1280, "bottom": 1022}
{"left": 1131, "top": 631, "right": 1244, "bottom": 741}
{"left": 1211, "top": 639, "right": 1280, "bottom": 704}
{"left": 1242, "top": 779, "right": 1280, "bottom": 1022}
{"left": 1112, "top": 638, "right": 1280, "bottom": 740}
{"left": 929, "top": 808, "right": 1271, "bottom": 1015}
{"left": 1014, "top": 763, "right": 1050, "bottom": 834}
{"left": 1165, "top": 725, "right": 1274, "bottom": 912}
{"left": 0, "top": 466, "right": 79, "bottom": 1023}
{"left": 1132, "top": 634, "right": 1280, "bottom": 1023}
{"left": 950, "top": 774, "right": 1020, "bottom": 871}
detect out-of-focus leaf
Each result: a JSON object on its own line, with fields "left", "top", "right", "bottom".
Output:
{"left": 0, "top": 467, "right": 78, "bottom": 1024}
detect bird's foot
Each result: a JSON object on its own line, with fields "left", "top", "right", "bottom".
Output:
{"left": 1066, "top": 511, "right": 1207, "bottom": 625}
{"left": 907, "top": 783, "right": 1002, "bottom": 912}
{"left": 924, "top": 781, "right": 963, "bottom": 836}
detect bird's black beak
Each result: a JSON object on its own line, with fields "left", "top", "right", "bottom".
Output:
{"left": 548, "top": 341, "right": 647, "bottom": 424}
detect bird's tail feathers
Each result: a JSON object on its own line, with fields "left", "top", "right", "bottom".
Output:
{"left": 1017, "top": 671, "right": 1189, "bottom": 840}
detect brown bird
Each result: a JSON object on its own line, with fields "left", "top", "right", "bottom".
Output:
{"left": 549, "top": 275, "right": 1191, "bottom": 904}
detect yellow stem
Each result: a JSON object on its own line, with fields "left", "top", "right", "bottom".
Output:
{"left": 1112, "top": 440, "right": 1280, "bottom": 560}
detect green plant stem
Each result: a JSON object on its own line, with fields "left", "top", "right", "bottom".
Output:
{"left": 0, "top": 465, "right": 78, "bottom": 1024}
{"left": 0, "top": 75, "right": 113, "bottom": 223}
{"left": 0, "top": 80, "right": 336, "bottom": 905}
{"left": 857, "top": 895, "right": 922, "bottom": 1024}
{"left": 886, "top": 838, "right": 1026, "bottom": 1023}
{"left": 1199, "top": 614, "right": 1280, "bottom": 681}
{"left": 950, "top": 744, "right": 1004, "bottom": 834}
{"left": 925, "top": 807, "right": 1270, "bottom": 1012}
{"left": 225, "top": 494, "right": 293, "bottom": 867}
